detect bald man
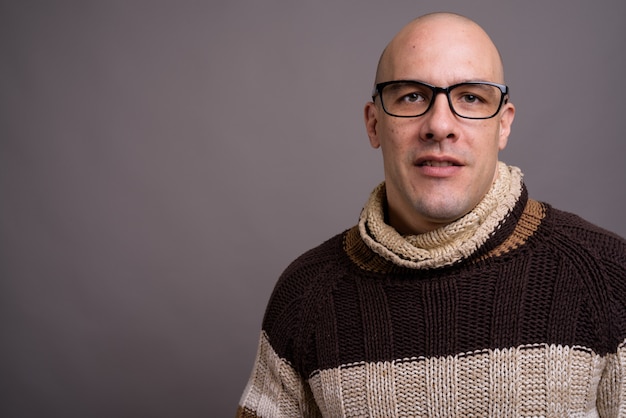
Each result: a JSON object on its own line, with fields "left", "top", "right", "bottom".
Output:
{"left": 237, "top": 13, "right": 625, "bottom": 417}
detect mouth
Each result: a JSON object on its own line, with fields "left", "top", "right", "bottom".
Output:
{"left": 414, "top": 156, "right": 464, "bottom": 178}
{"left": 415, "top": 157, "right": 463, "bottom": 167}
{"left": 418, "top": 160, "right": 458, "bottom": 167}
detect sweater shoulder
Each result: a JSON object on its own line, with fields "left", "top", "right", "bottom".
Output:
{"left": 545, "top": 205, "right": 626, "bottom": 257}
{"left": 542, "top": 204, "right": 626, "bottom": 287}
{"left": 260, "top": 231, "right": 348, "bottom": 359}
{"left": 277, "top": 231, "right": 347, "bottom": 288}
{"left": 543, "top": 205, "right": 626, "bottom": 347}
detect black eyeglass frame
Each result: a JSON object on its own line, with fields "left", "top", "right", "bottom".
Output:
{"left": 371, "top": 80, "right": 510, "bottom": 120}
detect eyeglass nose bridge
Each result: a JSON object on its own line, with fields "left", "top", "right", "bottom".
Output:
{"left": 424, "top": 85, "right": 457, "bottom": 117}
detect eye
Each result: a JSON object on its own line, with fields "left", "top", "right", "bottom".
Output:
{"left": 460, "top": 93, "right": 483, "bottom": 104}
{"left": 401, "top": 92, "right": 426, "bottom": 103}
{"left": 382, "top": 82, "right": 432, "bottom": 113}
{"left": 452, "top": 84, "right": 499, "bottom": 106}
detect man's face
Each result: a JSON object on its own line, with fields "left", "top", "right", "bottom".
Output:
{"left": 364, "top": 19, "right": 515, "bottom": 234}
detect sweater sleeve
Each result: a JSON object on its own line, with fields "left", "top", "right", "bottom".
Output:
{"left": 596, "top": 343, "right": 626, "bottom": 417}
{"left": 546, "top": 208, "right": 626, "bottom": 416}
{"left": 236, "top": 235, "right": 344, "bottom": 417}
{"left": 596, "top": 256, "right": 626, "bottom": 417}
{"left": 589, "top": 224, "right": 626, "bottom": 416}
{"left": 236, "top": 331, "right": 322, "bottom": 417}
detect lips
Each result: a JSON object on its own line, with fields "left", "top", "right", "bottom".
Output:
{"left": 414, "top": 156, "right": 464, "bottom": 178}
{"left": 415, "top": 156, "right": 463, "bottom": 167}
{"left": 420, "top": 160, "right": 456, "bottom": 167}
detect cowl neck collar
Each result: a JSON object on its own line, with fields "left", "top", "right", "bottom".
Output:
{"left": 358, "top": 162, "right": 524, "bottom": 269}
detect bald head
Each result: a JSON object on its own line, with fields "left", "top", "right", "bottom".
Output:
{"left": 374, "top": 13, "right": 505, "bottom": 85}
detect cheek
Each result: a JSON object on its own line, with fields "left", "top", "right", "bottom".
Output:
{"left": 378, "top": 119, "right": 422, "bottom": 160}
{"left": 472, "top": 123, "right": 502, "bottom": 150}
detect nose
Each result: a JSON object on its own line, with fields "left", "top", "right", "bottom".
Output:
{"left": 419, "top": 92, "right": 458, "bottom": 142}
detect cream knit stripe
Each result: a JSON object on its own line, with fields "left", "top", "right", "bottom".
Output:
{"left": 358, "top": 162, "right": 523, "bottom": 269}
{"left": 597, "top": 340, "right": 626, "bottom": 417}
{"left": 239, "top": 331, "right": 321, "bottom": 417}
{"left": 239, "top": 333, "right": 613, "bottom": 416}
{"left": 308, "top": 344, "right": 606, "bottom": 417}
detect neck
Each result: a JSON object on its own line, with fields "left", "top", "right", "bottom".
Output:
{"left": 358, "top": 162, "right": 524, "bottom": 269}
{"left": 387, "top": 166, "right": 501, "bottom": 236}
{"left": 387, "top": 207, "right": 453, "bottom": 235}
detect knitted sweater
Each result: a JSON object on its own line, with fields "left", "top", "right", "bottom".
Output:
{"left": 237, "top": 164, "right": 626, "bottom": 417}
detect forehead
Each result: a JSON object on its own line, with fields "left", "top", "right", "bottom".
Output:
{"left": 381, "top": 20, "right": 503, "bottom": 85}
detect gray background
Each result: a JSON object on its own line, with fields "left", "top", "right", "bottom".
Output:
{"left": 1, "top": 1, "right": 625, "bottom": 417}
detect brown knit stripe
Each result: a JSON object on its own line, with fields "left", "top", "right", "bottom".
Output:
{"left": 235, "top": 406, "right": 259, "bottom": 418}
{"left": 476, "top": 198, "right": 546, "bottom": 261}
{"left": 356, "top": 278, "right": 395, "bottom": 360}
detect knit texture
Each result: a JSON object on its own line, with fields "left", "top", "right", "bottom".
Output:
{"left": 359, "top": 162, "right": 523, "bottom": 269}
{"left": 238, "top": 165, "right": 626, "bottom": 417}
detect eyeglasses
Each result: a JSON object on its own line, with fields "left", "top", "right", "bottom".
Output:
{"left": 371, "top": 80, "right": 509, "bottom": 119}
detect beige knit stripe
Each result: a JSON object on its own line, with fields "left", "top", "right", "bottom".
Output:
{"left": 394, "top": 359, "right": 428, "bottom": 415}
{"left": 425, "top": 353, "right": 458, "bottom": 416}
{"left": 456, "top": 348, "right": 490, "bottom": 413}
{"left": 308, "top": 344, "right": 607, "bottom": 417}
{"left": 240, "top": 333, "right": 624, "bottom": 416}
{"left": 239, "top": 331, "right": 318, "bottom": 417}
{"left": 546, "top": 345, "right": 571, "bottom": 416}
{"left": 597, "top": 339, "right": 626, "bottom": 416}
{"left": 619, "top": 340, "right": 625, "bottom": 415}
{"left": 366, "top": 361, "right": 398, "bottom": 416}
{"left": 488, "top": 348, "right": 519, "bottom": 415}
{"left": 313, "top": 363, "right": 343, "bottom": 416}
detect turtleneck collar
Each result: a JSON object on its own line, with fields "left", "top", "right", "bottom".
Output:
{"left": 358, "top": 162, "right": 524, "bottom": 269}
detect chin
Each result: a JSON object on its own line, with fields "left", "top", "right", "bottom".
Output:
{"left": 413, "top": 199, "right": 472, "bottom": 225}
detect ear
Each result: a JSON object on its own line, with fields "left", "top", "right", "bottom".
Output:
{"left": 364, "top": 101, "right": 381, "bottom": 149}
{"left": 497, "top": 101, "right": 515, "bottom": 150}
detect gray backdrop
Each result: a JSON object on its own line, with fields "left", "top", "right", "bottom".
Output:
{"left": 2, "top": 1, "right": 625, "bottom": 417}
